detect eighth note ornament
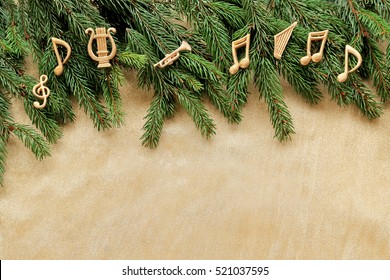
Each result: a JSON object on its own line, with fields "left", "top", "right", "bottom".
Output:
{"left": 229, "top": 34, "right": 251, "bottom": 75}
{"left": 337, "top": 45, "right": 363, "bottom": 83}
{"left": 32, "top": 75, "right": 50, "bottom": 109}
{"left": 52, "top": 37, "right": 72, "bottom": 76}
{"left": 300, "top": 30, "right": 329, "bottom": 65}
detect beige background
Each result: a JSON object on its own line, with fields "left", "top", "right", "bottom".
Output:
{"left": 0, "top": 59, "right": 389, "bottom": 259}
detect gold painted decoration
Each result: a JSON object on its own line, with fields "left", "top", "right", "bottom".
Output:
{"left": 32, "top": 75, "right": 50, "bottom": 109}
{"left": 337, "top": 45, "right": 363, "bottom": 83}
{"left": 274, "top": 22, "right": 298, "bottom": 60}
{"left": 300, "top": 30, "right": 329, "bottom": 66}
{"left": 52, "top": 37, "right": 72, "bottom": 76}
{"left": 85, "top": 27, "right": 117, "bottom": 68}
{"left": 229, "top": 34, "right": 251, "bottom": 75}
{"left": 154, "top": 41, "right": 192, "bottom": 68}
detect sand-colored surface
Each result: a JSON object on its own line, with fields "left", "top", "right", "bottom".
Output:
{"left": 0, "top": 60, "right": 389, "bottom": 259}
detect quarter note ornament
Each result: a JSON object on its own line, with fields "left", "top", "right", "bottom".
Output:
{"left": 52, "top": 37, "right": 72, "bottom": 76}
{"left": 229, "top": 34, "right": 251, "bottom": 75}
{"left": 300, "top": 30, "right": 329, "bottom": 66}
{"left": 337, "top": 45, "right": 363, "bottom": 83}
{"left": 274, "top": 22, "right": 298, "bottom": 60}
{"left": 85, "top": 27, "right": 117, "bottom": 68}
{"left": 32, "top": 75, "right": 50, "bottom": 109}
{"left": 154, "top": 41, "right": 192, "bottom": 68}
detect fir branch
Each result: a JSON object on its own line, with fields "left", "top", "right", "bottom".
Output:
{"left": 117, "top": 51, "right": 148, "bottom": 70}
{"left": 177, "top": 89, "right": 216, "bottom": 138}
{"left": 101, "top": 67, "right": 125, "bottom": 127}
{"left": 0, "top": 136, "right": 7, "bottom": 186}
{"left": 64, "top": 62, "right": 111, "bottom": 131}
{"left": 226, "top": 69, "right": 250, "bottom": 112}
{"left": 141, "top": 93, "right": 175, "bottom": 149}
{"left": 254, "top": 58, "right": 295, "bottom": 142}
{"left": 11, "top": 123, "right": 51, "bottom": 161}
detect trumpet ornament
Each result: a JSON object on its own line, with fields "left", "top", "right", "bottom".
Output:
{"left": 154, "top": 41, "right": 192, "bottom": 68}
{"left": 85, "top": 27, "right": 117, "bottom": 68}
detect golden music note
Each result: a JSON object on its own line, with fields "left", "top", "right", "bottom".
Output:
{"left": 52, "top": 38, "right": 72, "bottom": 76}
{"left": 229, "top": 34, "right": 251, "bottom": 75}
{"left": 300, "top": 30, "right": 329, "bottom": 66}
{"left": 337, "top": 45, "right": 363, "bottom": 83}
{"left": 32, "top": 75, "right": 51, "bottom": 109}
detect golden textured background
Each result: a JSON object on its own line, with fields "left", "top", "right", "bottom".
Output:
{"left": 0, "top": 58, "right": 389, "bottom": 259}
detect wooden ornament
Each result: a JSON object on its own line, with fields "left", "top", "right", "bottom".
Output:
{"left": 300, "top": 30, "right": 329, "bottom": 66}
{"left": 154, "top": 41, "right": 192, "bottom": 68}
{"left": 32, "top": 75, "right": 50, "bottom": 109}
{"left": 229, "top": 34, "right": 251, "bottom": 75}
{"left": 85, "top": 27, "right": 117, "bottom": 68}
{"left": 274, "top": 22, "right": 298, "bottom": 60}
{"left": 337, "top": 45, "right": 363, "bottom": 83}
{"left": 52, "top": 37, "right": 72, "bottom": 76}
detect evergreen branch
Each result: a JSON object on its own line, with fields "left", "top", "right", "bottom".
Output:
{"left": 350, "top": 77, "right": 383, "bottom": 119}
{"left": 0, "top": 136, "right": 7, "bottom": 186}
{"left": 200, "top": 15, "right": 232, "bottom": 69}
{"left": 11, "top": 123, "right": 51, "bottom": 161}
{"left": 226, "top": 69, "right": 250, "bottom": 112}
{"left": 0, "top": 63, "right": 24, "bottom": 95}
{"left": 101, "top": 67, "right": 125, "bottom": 127}
{"left": 205, "top": 80, "right": 242, "bottom": 124}
{"left": 177, "top": 89, "right": 216, "bottom": 138}
{"left": 141, "top": 93, "right": 175, "bottom": 149}
{"left": 179, "top": 52, "right": 225, "bottom": 83}
{"left": 254, "top": 58, "right": 295, "bottom": 142}
{"left": 23, "top": 93, "right": 63, "bottom": 144}
{"left": 64, "top": 63, "right": 111, "bottom": 131}
{"left": 117, "top": 51, "right": 148, "bottom": 69}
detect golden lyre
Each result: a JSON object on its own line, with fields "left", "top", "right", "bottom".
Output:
{"left": 300, "top": 30, "right": 329, "bottom": 66}
{"left": 229, "top": 34, "right": 251, "bottom": 75}
{"left": 85, "top": 27, "right": 117, "bottom": 68}
{"left": 337, "top": 45, "right": 363, "bottom": 83}
{"left": 274, "top": 22, "right": 297, "bottom": 60}
{"left": 32, "top": 75, "right": 50, "bottom": 109}
{"left": 52, "top": 37, "right": 72, "bottom": 76}
{"left": 154, "top": 41, "right": 192, "bottom": 68}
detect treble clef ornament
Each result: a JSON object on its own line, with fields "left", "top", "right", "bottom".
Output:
{"left": 85, "top": 27, "right": 117, "bottom": 68}
{"left": 32, "top": 75, "right": 51, "bottom": 109}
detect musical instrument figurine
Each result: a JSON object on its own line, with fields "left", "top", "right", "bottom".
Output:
{"left": 85, "top": 27, "right": 117, "bottom": 68}
{"left": 52, "top": 37, "right": 72, "bottom": 76}
{"left": 337, "top": 45, "right": 362, "bottom": 83}
{"left": 154, "top": 41, "right": 192, "bottom": 68}
{"left": 229, "top": 34, "right": 251, "bottom": 75}
{"left": 300, "top": 30, "right": 329, "bottom": 66}
{"left": 32, "top": 75, "right": 51, "bottom": 109}
{"left": 274, "top": 22, "right": 297, "bottom": 60}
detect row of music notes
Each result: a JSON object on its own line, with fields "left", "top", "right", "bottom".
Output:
{"left": 229, "top": 23, "right": 363, "bottom": 83}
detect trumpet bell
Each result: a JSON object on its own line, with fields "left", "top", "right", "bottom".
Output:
{"left": 178, "top": 41, "right": 192, "bottom": 52}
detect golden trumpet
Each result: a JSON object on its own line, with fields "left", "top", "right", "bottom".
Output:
{"left": 154, "top": 41, "right": 192, "bottom": 68}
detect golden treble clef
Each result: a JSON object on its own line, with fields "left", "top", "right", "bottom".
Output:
{"left": 32, "top": 75, "right": 51, "bottom": 109}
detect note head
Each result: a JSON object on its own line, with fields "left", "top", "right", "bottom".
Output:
{"left": 300, "top": 56, "right": 311, "bottom": 66}
{"left": 312, "top": 53, "right": 323, "bottom": 63}
{"left": 229, "top": 64, "right": 240, "bottom": 75}
{"left": 239, "top": 57, "right": 250, "bottom": 69}
{"left": 337, "top": 73, "right": 348, "bottom": 83}
{"left": 54, "top": 66, "right": 63, "bottom": 76}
